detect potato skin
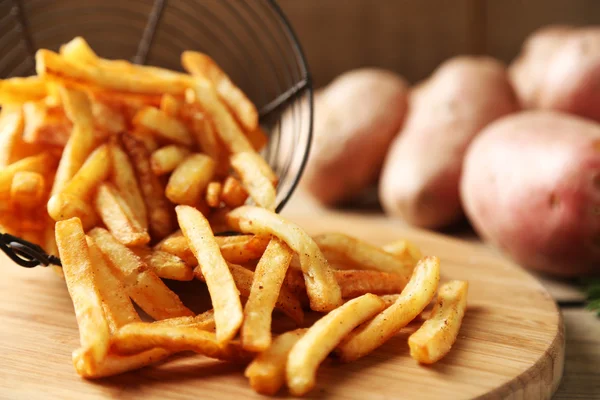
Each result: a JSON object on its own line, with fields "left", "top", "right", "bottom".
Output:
{"left": 301, "top": 69, "right": 408, "bottom": 205}
{"left": 379, "top": 57, "right": 517, "bottom": 229}
{"left": 538, "top": 28, "right": 600, "bottom": 122}
{"left": 461, "top": 111, "right": 600, "bottom": 276}
{"left": 509, "top": 25, "right": 573, "bottom": 108}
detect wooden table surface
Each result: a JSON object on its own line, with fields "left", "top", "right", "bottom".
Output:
{"left": 283, "top": 191, "right": 600, "bottom": 400}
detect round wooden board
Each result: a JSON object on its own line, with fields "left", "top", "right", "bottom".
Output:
{"left": 0, "top": 213, "right": 564, "bottom": 400}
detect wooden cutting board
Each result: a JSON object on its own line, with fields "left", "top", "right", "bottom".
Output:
{"left": 0, "top": 212, "right": 564, "bottom": 400}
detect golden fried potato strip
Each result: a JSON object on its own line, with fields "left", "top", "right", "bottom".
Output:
{"left": 337, "top": 256, "right": 440, "bottom": 362}
{"left": 408, "top": 280, "right": 468, "bottom": 364}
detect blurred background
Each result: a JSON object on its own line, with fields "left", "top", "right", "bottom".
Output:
{"left": 279, "top": 0, "right": 600, "bottom": 87}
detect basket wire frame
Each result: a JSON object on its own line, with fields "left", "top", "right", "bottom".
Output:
{"left": 0, "top": 0, "right": 314, "bottom": 268}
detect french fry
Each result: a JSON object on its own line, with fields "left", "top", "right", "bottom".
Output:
{"left": 231, "top": 152, "right": 277, "bottom": 211}
{"left": 337, "top": 256, "right": 441, "bottom": 362}
{"left": 314, "top": 233, "right": 415, "bottom": 278}
{"left": 133, "top": 106, "right": 194, "bottom": 146}
{"left": 10, "top": 171, "right": 45, "bottom": 209}
{"left": 89, "top": 227, "right": 193, "bottom": 320}
{"left": 47, "top": 193, "right": 97, "bottom": 230}
{"left": 131, "top": 247, "right": 194, "bottom": 281}
{"left": 51, "top": 86, "right": 96, "bottom": 196}
{"left": 221, "top": 176, "right": 249, "bottom": 208}
{"left": 382, "top": 239, "right": 423, "bottom": 266}
{"left": 60, "top": 143, "right": 111, "bottom": 199}
{"left": 74, "top": 348, "right": 171, "bottom": 379}
{"left": 247, "top": 126, "right": 269, "bottom": 152}
{"left": 59, "top": 36, "right": 99, "bottom": 63}
{"left": 0, "top": 153, "right": 55, "bottom": 198}
{"left": 185, "top": 111, "right": 227, "bottom": 174}
{"left": 166, "top": 154, "right": 215, "bottom": 206}
{"left": 205, "top": 181, "right": 222, "bottom": 208}
{"left": 408, "top": 280, "right": 468, "bottom": 364}
{"left": 150, "top": 145, "right": 190, "bottom": 176}
{"left": 111, "top": 323, "right": 251, "bottom": 363}
{"left": 176, "top": 205, "right": 243, "bottom": 344}
{"left": 227, "top": 206, "right": 342, "bottom": 312}
{"left": 335, "top": 270, "right": 409, "bottom": 299}
{"left": 182, "top": 51, "right": 258, "bottom": 132}
{"left": 0, "top": 105, "right": 24, "bottom": 167}
{"left": 36, "top": 49, "right": 191, "bottom": 95}
{"left": 0, "top": 76, "right": 47, "bottom": 104}
{"left": 109, "top": 141, "right": 148, "bottom": 230}
{"left": 160, "top": 93, "right": 183, "bottom": 117}
{"left": 94, "top": 183, "right": 150, "bottom": 246}
{"left": 121, "top": 133, "right": 175, "bottom": 240}
{"left": 152, "top": 309, "right": 215, "bottom": 331}
{"left": 55, "top": 218, "right": 110, "bottom": 376}
{"left": 195, "top": 261, "right": 304, "bottom": 326}
{"left": 245, "top": 329, "right": 307, "bottom": 396}
{"left": 242, "top": 238, "right": 294, "bottom": 351}
{"left": 192, "top": 81, "right": 254, "bottom": 153}
{"left": 90, "top": 99, "right": 126, "bottom": 136}
{"left": 287, "top": 294, "right": 386, "bottom": 396}
{"left": 130, "top": 126, "right": 159, "bottom": 152}
{"left": 85, "top": 236, "right": 141, "bottom": 333}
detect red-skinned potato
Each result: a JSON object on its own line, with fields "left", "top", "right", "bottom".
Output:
{"left": 509, "top": 25, "right": 573, "bottom": 108}
{"left": 379, "top": 57, "right": 518, "bottom": 229}
{"left": 461, "top": 111, "right": 600, "bottom": 276}
{"left": 538, "top": 28, "right": 600, "bottom": 122}
{"left": 301, "top": 69, "right": 408, "bottom": 205}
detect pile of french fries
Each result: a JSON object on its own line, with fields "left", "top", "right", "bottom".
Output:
{"left": 0, "top": 38, "right": 468, "bottom": 396}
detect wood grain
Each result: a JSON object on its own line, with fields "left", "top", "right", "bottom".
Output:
{"left": 0, "top": 212, "right": 563, "bottom": 399}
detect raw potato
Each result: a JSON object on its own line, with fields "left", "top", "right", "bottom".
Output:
{"left": 380, "top": 57, "right": 518, "bottom": 229}
{"left": 301, "top": 68, "right": 408, "bottom": 205}
{"left": 509, "top": 25, "right": 573, "bottom": 109}
{"left": 538, "top": 28, "right": 600, "bottom": 122}
{"left": 461, "top": 111, "right": 600, "bottom": 276}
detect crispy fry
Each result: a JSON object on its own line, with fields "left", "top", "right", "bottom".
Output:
{"left": 382, "top": 239, "right": 423, "bottom": 267}
{"left": 47, "top": 193, "right": 97, "bottom": 230}
{"left": 131, "top": 247, "right": 194, "bottom": 281}
{"left": 337, "top": 256, "right": 441, "bottom": 362}
{"left": 182, "top": 51, "right": 258, "bottom": 132}
{"left": 166, "top": 154, "right": 215, "bottom": 206}
{"left": 55, "top": 218, "right": 110, "bottom": 376}
{"left": 150, "top": 145, "right": 190, "bottom": 176}
{"left": 314, "top": 233, "right": 415, "bottom": 278}
{"left": 221, "top": 176, "right": 249, "bottom": 208}
{"left": 176, "top": 205, "right": 243, "bottom": 344}
{"left": 186, "top": 111, "right": 227, "bottom": 173}
{"left": 111, "top": 323, "right": 251, "bottom": 362}
{"left": 0, "top": 105, "right": 25, "bottom": 167}
{"left": 205, "top": 181, "right": 222, "bottom": 208}
{"left": 85, "top": 236, "right": 140, "bottom": 333}
{"left": 160, "top": 94, "right": 183, "bottom": 117}
{"left": 133, "top": 106, "right": 194, "bottom": 146}
{"left": 192, "top": 81, "right": 254, "bottom": 153}
{"left": 10, "top": 171, "right": 45, "bottom": 209}
{"left": 74, "top": 348, "right": 171, "bottom": 379}
{"left": 152, "top": 309, "right": 215, "bottom": 331}
{"left": 287, "top": 294, "right": 386, "bottom": 396}
{"left": 0, "top": 76, "right": 47, "bottom": 104}
{"left": 0, "top": 153, "right": 55, "bottom": 199}
{"left": 247, "top": 126, "right": 268, "bottom": 152}
{"left": 94, "top": 183, "right": 150, "bottom": 246}
{"left": 109, "top": 141, "right": 148, "bottom": 230}
{"left": 245, "top": 329, "right": 307, "bottom": 396}
{"left": 335, "top": 270, "right": 408, "bottom": 298}
{"left": 121, "top": 133, "right": 175, "bottom": 240}
{"left": 90, "top": 99, "right": 126, "bottom": 136}
{"left": 59, "top": 36, "right": 99, "bottom": 63}
{"left": 22, "top": 100, "right": 72, "bottom": 147}
{"left": 227, "top": 206, "right": 342, "bottom": 312}
{"left": 408, "top": 280, "right": 468, "bottom": 364}
{"left": 36, "top": 49, "right": 190, "bottom": 95}
{"left": 242, "top": 238, "right": 295, "bottom": 351}
{"left": 89, "top": 227, "right": 193, "bottom": 320}
{"left": 231, "top": 152, "right": 276, "bottom": 211}
{"left": 51, "top": 86, "right": 96, "bottom": 196}
{"left": 60, "top": 143, "right": 111, "bottom": 199}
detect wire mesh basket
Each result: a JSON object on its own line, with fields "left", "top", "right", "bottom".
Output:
{"left": 0, "top": 0, "right": 313, "bottom": 267}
